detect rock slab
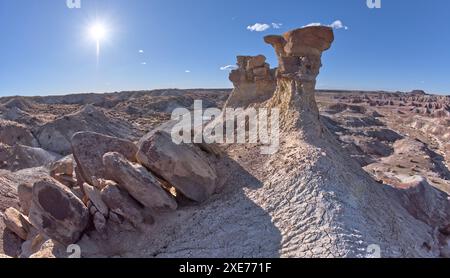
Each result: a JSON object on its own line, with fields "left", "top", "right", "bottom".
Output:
{"left": 103, "top": 152, "right": 177, "bottom": 210}
{"left": 137, "top": 130, "right": 218, "bottom": 202}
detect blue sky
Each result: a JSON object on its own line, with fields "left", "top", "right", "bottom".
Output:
{"left": 0, "top": 0, "right": 449, "bottom": 96}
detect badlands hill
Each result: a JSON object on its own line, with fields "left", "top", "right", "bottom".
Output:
{"left": 0, "top": 26, "right": 449, "bottom": 258}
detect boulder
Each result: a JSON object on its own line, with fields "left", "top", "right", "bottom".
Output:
{"left": 29, "top": 178, "right": 89, "bottom": 245}
{"left": 2, "top": 207, "right": 32, "bottom": 240}
{"left": 50, "top": 155, "right": 74, "bottom": 177}
{"left": 137, "top": 130, "right": 218, "bottom": 202}
{"left": 100, "top": 182, "right": 145, "bottom": 228}
{"left": 103, "top": 152, "right": 177, "bottom": 210}
{"left": 82, "top": 183, "right": 109, "bottom": 216}
{"left": 50, "top": 155, "right": 76, "bottom": 188}
{"left": 71, "top": 131, "right": 138, "bottom": 185}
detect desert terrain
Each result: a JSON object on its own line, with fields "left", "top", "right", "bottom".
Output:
{"left": 1, "top": 26, "right": 449, "bottom": 258}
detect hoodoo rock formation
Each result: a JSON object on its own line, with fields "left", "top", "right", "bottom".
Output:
{"left": 264, "top": 26, "right": 333, "bottom": 132}
{"left": 0, "top": 26, "right": 449, "bottom": 258}
{"left": 225, "top": 55, "right": 276, "bottom": 108}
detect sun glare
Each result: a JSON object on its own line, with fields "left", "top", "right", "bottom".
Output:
{"left": 88, "top": 22, "right": 109, "bottom": 67}
{"left": 89, "top": 23, "right": 107, "bottom": 41}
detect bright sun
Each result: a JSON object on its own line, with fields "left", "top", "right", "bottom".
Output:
{"left": 88, "top": 22, "right": 108, "bottom": 66}
{"left": 89, "top": 23, "right": 107, "bottom": 41}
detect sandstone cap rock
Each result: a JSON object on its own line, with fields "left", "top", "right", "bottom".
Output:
{"left": 265, "top": 26, "right": 334, "bottom": 59}
{"left": 282, "top": 26, "right": 334, "bottom": 56}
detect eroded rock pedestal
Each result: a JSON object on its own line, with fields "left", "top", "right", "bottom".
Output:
{"left": 225, "top": 55, "right": 276, "bottom": 108}
{"left": 264, "top": 26, "right": 334, "bottom": 134}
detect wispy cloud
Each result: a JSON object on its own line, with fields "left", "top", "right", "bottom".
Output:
{"left": 247, "top": 23, "right": 271, "bottom": 32}
{"left": 303, "top": 20, "right": 348, "bottom": 30}
{"left": 139, "top": 50, "right": 144, "bottom": 53}
{"left": 141, "top": 62, "right": 147, "bottom": 65}
{"left": 247, "top": 22, "right": 283, "bottom": 32}
{"left": 220, "top": 65, "right": 238, "bottom": 71}
{"left": 185, "top": 70, "right": 191, "bottom": 73}
{"left": 272, "top": 23, "right": 283, "bottom": 29}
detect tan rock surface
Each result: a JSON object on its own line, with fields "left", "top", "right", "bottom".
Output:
{"left": 2, "top": 207, "right": 32, "bottom": 240}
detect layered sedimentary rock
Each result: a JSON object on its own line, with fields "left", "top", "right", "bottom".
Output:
{"left": 225, "top": 55, "right": 276, "bottom": 108}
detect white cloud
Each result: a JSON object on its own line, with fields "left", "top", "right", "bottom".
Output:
{"left": 139, "top": 50, "right": 144, "bottom": 53}
{"left": 220, "top": 65, "right": 238, "bottom": 71}
{"left": 329, "top": 20, "right": 348, "bottom": 30}
{"left": 272, "top": 23, "right": 283, "bottom": 29}
{"left": 141, "top": 62, "right": 147, "bottom": 65}
{"left": 247, "top": 23, "right": 271, "bottom": 32}
{"left": 185, "top": 70, "right": 191, "bottom": 73}
{"left": 303, "top": 20, "right": 348, "bottom": 30}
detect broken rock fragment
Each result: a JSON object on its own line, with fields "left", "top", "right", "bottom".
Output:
{"left": 83, "top": 183, "right": 109, "bottom": 217}
{"left": 2, "top": 207, "right": 32, "bottom": 240}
